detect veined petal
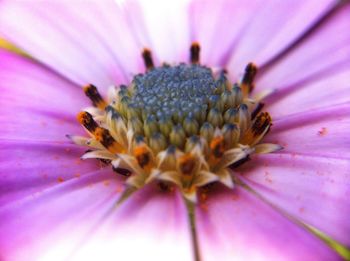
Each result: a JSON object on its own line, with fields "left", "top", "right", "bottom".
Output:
{"left": 132, "top": 0, "right": 191, "bottom": 63}
{"left": 0, "top": 0, "right": 144, "bottom": 88}
{"left": 67, "top": 185, "right": 193, "bottom": 261}
{"left": 227, "top": 0, "right": 335, "bottom": 75}
{"left": 0, "top": 140, "right": 100, "bottom": 207}
{"left": 238, "top": 153, "right": 350, "bottom": 247}
{"left": 196, "top": 184, "right": 341, "bottom": 261}
{"left": 265, "top": 68, "right": 350, "bottom": 118}
{"left": 0, "top": 50, "right": 87, "bottom": 141}
{"left": 189, "top": 0, "right": 261, "bottom": 66}
{"left": 257, "top": 3, "right": 350, "bottom": 101}
{"left": 266, "top": 103, "right": 350, "bottom": 159}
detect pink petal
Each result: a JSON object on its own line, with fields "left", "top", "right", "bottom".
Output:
{"left": 227, "top": 0, "right": 335, "bottom": 75}
{"left": 238, "top": 153, "right": 350, "bottom": 247}
{"left": 264, "top": 68, "right": 350, "bottom": 118}
{"left": 0, "top": 181, "right": 192, "bottom": 261}
{"left": 130, "top": 0, "right": 191, "bottom": 64}
{"left": 0, "top": 50, "right": 88, "bottom": 141}
{"left": 0, "top": 140, "right": 100, "bottom": 206}
{"left": 256, "top": 3, "right": 350, "bottom": 96}
{"left": 266, "top": 103, "right": 350, "bottom": 159}
{"left": 69, "top": 186, "right": 193, "bottom": 261}
{"left": 0, "top": 0, "right": 145, "bottom": 88}
{"left": 196, "top": 185, "right": 340, "bottom": 260}
{"left": 0, "top": 169, "right": 124, "bottom": 261}
{"left": 189, "top": 0, "right": 262, "bottom": 66}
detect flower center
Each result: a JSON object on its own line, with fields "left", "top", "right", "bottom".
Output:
{"left": 68, "top": 43, "right": 282, "bottom": 202}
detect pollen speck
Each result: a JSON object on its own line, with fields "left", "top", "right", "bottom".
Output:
{"left": 57, "top": 177, "right": 64, "bottom": 183}
{"left": 318, "top": 127, "right": 327, "bottom": 136}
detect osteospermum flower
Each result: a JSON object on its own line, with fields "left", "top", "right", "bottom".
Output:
{"left": 0, "top": 0, "right": 349, "bottom": 260}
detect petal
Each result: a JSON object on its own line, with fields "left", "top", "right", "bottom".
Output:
{"left": 227, "top": 0, "right": 335, "bottom": 75}
{"left": 266, "top": 103, "right": 350, "bottom": 159}
{"left": 0, "top": 0, "right": 144, "bottom": 88}
{"left": 131, "top": 0, "right": 191, "bottom": 63}
{"left": 196, "top": 184, "right": 340, "bottom": 260}
{"left": 69, "top": 186, "right": 193, "bottom": 261}
{"left": 189, "top": 0, "right": 262, "bottom": 66}
{"left": 0, "top": 169, "right": 125, "bottom": 261}
{"left": 238, "top": 153, "right": 350, "bottom": 247}
{"left": 256, "top": 3, "right": 350, "bottom": 97}
{"left": 0, "top": 140, "right": 100, "bottom": 207}
{"left": 265, "top": 69, "right": 350, "bottom": 118}
{"left": 0, "top": 180, "right": 193, "bottom": 261}
{"left": 0, "top": 50, "right": 88, "bottom": 141}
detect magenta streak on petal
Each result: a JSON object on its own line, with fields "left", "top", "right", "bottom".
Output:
{"left": 196, "top": 184, "right": 340, "bottom": 261}
{"left": 0, "top": 140, "right": 101, "bottom": 207}
{"left": 0, "top": 50, "right": 90, "bottom": 141}
{"left": 226, "top": 0, "right": 336, "bottom": 77}
{"left": 0, "top": 168, "right": 124, "bottom": 261}
{"left": 256, "top": 3, "right": 350, "bottom": 93}
{"left": 265, "top": 103, "right": 350, "bottom": 159}
{"left": 238, "top": 153, "right": 350, "bottom": 247}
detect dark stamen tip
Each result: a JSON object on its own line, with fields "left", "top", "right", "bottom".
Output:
{"left": 142, "top": 48, "right": 154, "bottom": 70}
{"left": 242, "top": 63, "right": 257, "bottom": 84}
{"left": 83, "top": 84, "right": 106, "bottom": 108}
{"left": 251, "top": 103, "right": 265, "bottom": 120}
{"left": 190, "top": 42, "right": 200, "bottom": 64}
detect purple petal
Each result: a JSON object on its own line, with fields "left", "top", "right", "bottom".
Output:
{"left": 196, "top": 184, "right": 340, "bottom": 260}
{"left": 0, "top": 50, "right": 87, "bottom": 141}
{"left": 266, "top": 103, "right": 350, "bottom": 159}
{"left": 0, "top": 1, "right": 145, "bottom": 88}
{"left": 238, "top": 153, "right": 350, "bottom": 247}
{"left": 0, "top": 140, "right": 100, "bottom": 207}
{"left": 227, "top": 0, "right": 335, "bottom": 75}
{"left": 189, "top": 0, "right": 262, "bottom": 66}
{"left": 256, "top": 3, "right": 350, "bottom": 96}
{"left": 0, "top": 182, "right": 192, "bottom": 261}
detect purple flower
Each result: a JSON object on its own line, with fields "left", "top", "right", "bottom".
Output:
{"left": 0, "top": 0, "right": 349, "bottom": 260}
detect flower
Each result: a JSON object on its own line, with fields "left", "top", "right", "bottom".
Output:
{"left": 0, "top": 0, "right": 349, "bottom": 260}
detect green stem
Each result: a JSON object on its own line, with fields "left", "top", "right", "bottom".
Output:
{"left": 185, "top": 198, "right": 201, "bottom": 261}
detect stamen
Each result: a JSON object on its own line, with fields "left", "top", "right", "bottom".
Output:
{"left": 241, "top": 112, "right": 272, "bottom": 145}
{"left": 190, "top": 42, "right": 200, "bottom": 64}
{"left": 251, "top": 112, "right": 272, "bottom": 136}
{"left": 142, "top": 48, "right": 154, "bottom": 71}
{"left": 83, "top": 84, "right": 107, "bottom": 109}
{"left": 113, "top": 167, "right": 132, "bottom": 177}
{"left": 210, "top": 136, "right": 225, "bottom": 158}
{"left": 179, "top": 154, "right": 196, "bottom": 175}
{"left": 133, "top": 145, "right": 152, "bottom": 169}
{"left": 76, "top": 111, "right": 98, "bottom": 133}
{"left": 241, "top": 63, "right": 257, "bottom": 94}
{"left": 251, "top": 102, "right": 265, "bottom": 120}
{"left": 94, "top": 127, "right": 125, "bottom": 153}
